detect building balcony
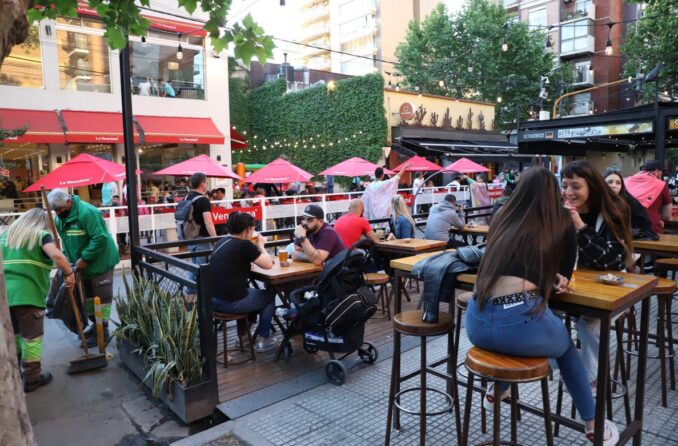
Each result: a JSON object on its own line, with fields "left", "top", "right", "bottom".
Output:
{"left": 300, "top": 22, "right": 330, "bottom": 43}
{"left": 503, "top": 0, "right": 519, "bottom": 10}
{"left": 303, "top": 44, "right": 330, "bottom": 58}
{"left": 306, "top": 56, "right": 331, "bottom": 71}
{"left": 560, "top": 34, "right": 594, "bottom": 57}
{"left": 339, "top": 26, "right": 378, "bottom": 44}
{"left": 301, "top": 3, "right": 330, "bottom": 26}
{"left": 560, "top": 2, "right": 595, "bottom": 22}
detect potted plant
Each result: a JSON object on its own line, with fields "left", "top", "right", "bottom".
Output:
{"left": 115, "top": 273, "right": 217, "bottom": 423}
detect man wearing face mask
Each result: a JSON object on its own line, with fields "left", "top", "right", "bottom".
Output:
{"left": 47, "top": 189, "right": 119, "bottom": 347}
{"left": 292, "top": 204, "right": 345, "bottom": 266}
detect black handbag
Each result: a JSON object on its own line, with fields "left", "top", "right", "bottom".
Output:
{"left": 324, "top": 286, "right": 377, "bottom": 334}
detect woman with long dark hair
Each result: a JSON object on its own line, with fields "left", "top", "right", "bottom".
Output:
{"left": 208, "top": 212, "right": 278, "bottom": 353}
{"left": 603, "top": 168, "right": 656, "bottom": 240}
{"left": 466, "top": 167, "right": 619, "bottom": 445}
{"left": 561, "top": 160, "right": 633, "bottom": 401}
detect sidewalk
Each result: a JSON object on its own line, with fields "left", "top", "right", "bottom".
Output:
{"left": 174, "top": 305, "right": 678, "bottom": 446}
{"left": 25, "top": 273, "right": 201, "bottom": 446}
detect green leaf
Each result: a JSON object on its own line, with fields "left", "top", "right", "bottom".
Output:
{"left": 104, "top": 27, "right": 127, "bottom": 50}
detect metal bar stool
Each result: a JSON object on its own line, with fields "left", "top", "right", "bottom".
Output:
{"left": 213, "top": 312, "right": 255, "bottom": 368}
{"left": 385, "top": 310, "right": 461, "bottom": 446}
{"left": 365, "top": 272, "right": 392, "bottom": 320}
{"left": 461, "top": 347, "right": 554, "bottom": 446}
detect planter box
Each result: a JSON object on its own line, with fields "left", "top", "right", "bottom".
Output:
{"left": 117, "top": 340, "right": 218, "bottom": 424}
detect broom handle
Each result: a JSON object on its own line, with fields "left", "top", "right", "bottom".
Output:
{"left": 42, "top": 187, "right": 89, "bottom": 354}
{"left": 41, "top": 187, "right": 61, "bottom": 250}
{"left": 68, "top": 284, "right": 89, "bottom": 355}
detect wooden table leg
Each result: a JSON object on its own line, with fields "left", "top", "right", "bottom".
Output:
{"left": 592, "top": 315, "right": 611, "bottom": 445}
{"left": 633, "top": 297, "right": 651, "bottom": 446}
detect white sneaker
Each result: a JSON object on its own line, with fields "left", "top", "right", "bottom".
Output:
{"left": 585, "top": 420, "right": 619, "bottom": 446}
{"left": 255, "top": 337, "right": 279, "bottom": 353}
{"left": 483, "top": 382, "right": 511, "bottom": 411}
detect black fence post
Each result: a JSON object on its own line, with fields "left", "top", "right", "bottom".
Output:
{"left": 197, "top": 263, "right": 217, "bottom": 385}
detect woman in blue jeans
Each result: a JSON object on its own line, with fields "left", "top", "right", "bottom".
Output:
{"left": 209, "top": 212, "right": 278, "bottom": 353}
{"left": 465, "top": 167, "right": 619, "bottom": 445}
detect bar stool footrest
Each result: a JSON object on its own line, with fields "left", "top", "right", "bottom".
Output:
{"left": 393, "top": 387, "right": 454, "bottom": 416}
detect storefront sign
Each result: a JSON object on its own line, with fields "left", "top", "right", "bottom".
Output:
{"left": 211, "top": 206, "right": 262, "bottom": 225}
{"left": 557, "top": 122, "right": 652, "bottom": 139}
{"left": 521, "top": 131, "right": 555, "bottom": 141}
{"left": 399, "top": 102, "right": 416, "bottom": 121}
{"left": 670, "top": 118, "right": 678, "bottom": 130}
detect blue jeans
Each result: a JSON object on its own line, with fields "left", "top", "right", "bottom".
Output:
{"left": 212, "top": 288, "right": 275, "bottom": 338}
{"left": 187, "top": 242, "right": 211, "bottom": 294}
{"left": 465, "top": 293, "right": 595, "bottom": 421}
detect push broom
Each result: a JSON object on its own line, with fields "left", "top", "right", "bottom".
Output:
{"left": 41, "top": 187, "right": 108, "bottom": 373}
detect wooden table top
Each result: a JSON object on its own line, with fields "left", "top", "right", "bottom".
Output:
{"left": 376, "top": 238, "right": 447, "bottom": 254}
{"left": 389, "top": 250, "right": 455, "bottom": 272}
{"left": 662, "top": 217, "right": 678, "bottom": 228}
{"left": 633, "top": 233, "right": 678, "bottom": 254}
{"left": 391, "top": 254, "right": 658, "bottom": 312}
{"left": 250, "top": 259, "right": 322, "bottom": 284}
{"left": 451, "top": 225, "right": 490, "bottom": 235}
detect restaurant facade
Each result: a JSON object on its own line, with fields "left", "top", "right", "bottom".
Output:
{"left": 0, "top": 2, "right": 245, "bottom": 203}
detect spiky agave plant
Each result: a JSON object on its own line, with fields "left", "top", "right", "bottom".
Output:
{"left": 115, "top": 270, "right": 204, "bottom": 398}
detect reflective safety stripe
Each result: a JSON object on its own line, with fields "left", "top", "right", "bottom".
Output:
{"left": 15, "top": 335, "right": 21, "bottom": 353}
{"left": 65, "top": 230, "right": 87, "bottom": 236}
{"left": 101, "top": 303, "right": 111, "bottom": 321}
{"left": 3, "top": 259, "right": 53, "bottom": 270}
{"left": 22, "top": 337, "right": 43, "bottom": 362}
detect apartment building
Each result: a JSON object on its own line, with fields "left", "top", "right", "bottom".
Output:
{"left": 298, "top": 0, "right": 442, "bottom": 75}
{"left": 503, "top": 0, "right": 639, "bottom": 117}
{"left": 0, "top": 2, "right": 239, "bottom": 200}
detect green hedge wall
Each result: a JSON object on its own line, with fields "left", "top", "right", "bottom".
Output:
{"left": 233, "top": 73, "right": 388, "bottom": 175}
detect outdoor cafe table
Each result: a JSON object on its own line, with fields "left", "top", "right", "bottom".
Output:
{"left": 390, "top": 252, "right": 658, "bottom": 446}
{"left": 250, "top": 259, "right": 323, "bottom": 307}
{"left": 633, "top": 233, "right": 678, "bottom": 257}
{"left": 450, "top": 224, "right": 490, "bottom": 245}
{"left": 375, "top": 238, "right": 448, "bottom": 256}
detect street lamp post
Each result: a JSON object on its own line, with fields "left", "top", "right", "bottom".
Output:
{"left": 119, "top": 44, "right": 141, "bottom": 267}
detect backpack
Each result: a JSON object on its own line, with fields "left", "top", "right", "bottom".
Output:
{"left": 324, "top": 286, "right": 377, "bottom": 334}
{"left": 175, "top": 194, "right": 204, "bottom": 240}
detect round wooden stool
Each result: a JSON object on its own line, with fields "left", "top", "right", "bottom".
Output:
{"left": 617, "top": 276, "right": 676, "bottom": 407}
{"left": 385, "top": 310, "right": 461, "bottom": 446}
{"left": 365, "top": 272, "right": 392, "bottom": 320}
{"left": 461, "top": 347, "right": 554, "bottom": 446}
{"left": 213, "top": 312, "right": 255, "bottom": 368}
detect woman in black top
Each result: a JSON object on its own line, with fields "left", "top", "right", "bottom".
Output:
{"left": 603, "top": 168, "right": 656, "bottom": 240}
{"left": 209, "top": 212, "right": 278, "bottom": 353}
{"left": 466, "top": 167, "right": 619, "bottom": 444}
{"left": 561, "top": 160, "right": 633, "bottom": 408}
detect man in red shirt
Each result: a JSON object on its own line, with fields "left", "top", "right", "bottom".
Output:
{"left": 334, "top": 199, "right": 380, "bottom": 248}
{"left": 625, "top": 160, "right": 672, "bottom": 233}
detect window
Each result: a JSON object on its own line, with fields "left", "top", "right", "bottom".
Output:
{"left": 340, "top": 35, "right": 374, "bottom": 53}
{"left": 339, "top": 15, "right": 374, "bottom": 38}
{"left": 560, "top": 18, "right": 593, "bottom": 54}
{"left": 129, "top": 41, "right": 205, "bottom": 99}
{"left": 575, "top": 0, "right": 592, "bottom": 15}
{"left": 56, "top": 19, "right": 111, "bottom": 93}
{"left": 339, "top": 0, "right": 374, "bottom": 19}
{"left": 340, "top": 56, "right": 374, "bottom": 75}
{"left": 574, "top": 60, "right": 592, "bottom": 84}
{"left": 528, "top": 9, "right": 548, "bottom": 29}
{"left": 0, "top": 26, "right": 43, "bottom": 88}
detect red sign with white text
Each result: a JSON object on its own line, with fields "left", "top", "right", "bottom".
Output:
{"left": 211, "top": 206, "right": 262, "bottom": 225}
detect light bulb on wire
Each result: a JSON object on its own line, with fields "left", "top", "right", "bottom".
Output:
{"left": 438, "top": 79, "right": 445, "bottom": 88}
{"left": 177, "top": 43, "right": 183, "bottom": 60}
{"left": 497, "top": 95, "right": 502, "bottom": 103}
{"left": 604, "top": 23, "right": 614, "bottom": 56}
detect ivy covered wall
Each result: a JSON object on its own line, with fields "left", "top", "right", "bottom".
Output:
{"left": 233, "top": 73, "right": 388, "bottom": 175}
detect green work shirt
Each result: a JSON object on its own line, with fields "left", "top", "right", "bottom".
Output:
{"left": 1, "top": 230, "right": 53, "bottom": 308}
{"left": 55, "top": 195, "right": 119, "bottom": 279}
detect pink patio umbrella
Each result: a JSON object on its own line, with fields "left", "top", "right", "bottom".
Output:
{"left": 392, "top": 155, "right": 443, "bottom": 173}
{"left": 319, "top": 157, "right": 393, "bottom": 177}
{"left": 25, "top": 153, "right": 132, "bottom": 192}
{"left": 152, "top": 154, "right": 242, "bottom": 180}
{"left": 243, "top": 158, "right": 313, "bottom": 184}
{"left": 443, "top": 157, "right": 490, "bottom": 174}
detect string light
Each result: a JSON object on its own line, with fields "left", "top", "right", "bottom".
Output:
{"left": 497, "top": 95, "right": 502, "bottom": 103}
{"left": 438, "top": 79, "right": 445, "bottom": 87}
{"left": 176, "top": 33, "right": 184, "bottom": 60}
{"left": 501, "top": 23, "right": 509, "bottom": 52}
{"left": 605, "top": 23, "right": 614, "bottom": 56}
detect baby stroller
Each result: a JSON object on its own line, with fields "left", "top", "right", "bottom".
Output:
{"left": 276, "top": 239, "right": 380, "bottom": 385}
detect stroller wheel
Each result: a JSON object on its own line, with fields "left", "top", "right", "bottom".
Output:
{"left": 282, "top": 342, "right": 293, "bottom": 362}
{"left": 325, "top": 360, "right": 347, "bottom": 385}
{"left": 358, "top": 342, "right": 378, "bottom": 364}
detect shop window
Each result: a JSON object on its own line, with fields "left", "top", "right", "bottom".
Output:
{"left": 129, "top": 41, "right": 206, "bottom": 100}
{"left": 57, "top": 27, "right": 111, "bottom": 93}
{"left": 0, "top": 26, "right": 44, "bottom": 88}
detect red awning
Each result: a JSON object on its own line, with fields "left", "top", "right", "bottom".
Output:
{"left": 135, "top": 116, "right": 224, "bottom": 144}
{"left": 61, "top": 110, "right": 139, "bottom": 144}
{"left": 230, "top": 127, "right": 248, "bottom": 150}
{"left": 0, "top": 108, "right": 65, "bottom": 143}
{"left": 76, "top": 4, "right": 206, "bottom": 36}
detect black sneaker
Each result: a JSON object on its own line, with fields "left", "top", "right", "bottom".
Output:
{"left": 24, "top": 372, "right": 53, "bottom": 392}
{"left": 85, "top": 326, "right": 110, "bottom": 348}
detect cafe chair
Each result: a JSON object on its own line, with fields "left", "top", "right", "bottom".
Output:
{"left": 364, "top": 272, "right": 392, "bottom": 320}
{"left": 616, "top": 275, "right": 676, "bottom": 408}
{"left": 385, "top": 310, "right": 462, "bottom": 446}
{"left": 213, "top": 312, "right": 255, "bottom": 368}
{"left": 461, "top": 347, "right": 554, "bottom": 446}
